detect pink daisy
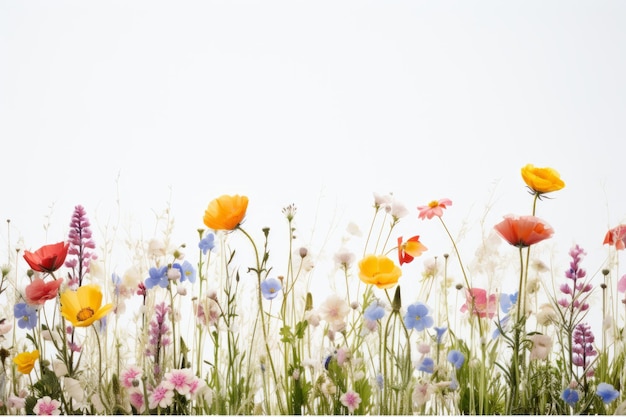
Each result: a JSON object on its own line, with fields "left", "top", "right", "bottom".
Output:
{"left": 417, "top": 198, "right": 452, "bottom": 220}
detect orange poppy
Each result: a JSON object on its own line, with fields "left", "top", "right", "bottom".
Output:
{"left": 494, "top": 215, "right": 554, "bottom": 248}
{"left": 203, "top": 194, "right": 249, "bottom": 231}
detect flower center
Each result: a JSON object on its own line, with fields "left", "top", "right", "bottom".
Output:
{"left": 428, "top": 200, "right": 439, "bottom": 208}
{"left": 76, "top": 307, "right": 95, "bottom": 322}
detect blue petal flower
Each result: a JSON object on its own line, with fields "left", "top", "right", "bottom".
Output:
{"left": 404, "top": 302, "right": 434, "bottom": 331}
{"left": 418, "top": 357, "right": 434, "bottom": 373}
{"left": 597, "top": 382, "right": 619, "bottom": 404}
{"left": 447, "top": 349, "right": 465, "bottom": 369}
{"left": 14, "top": 302, "right": 37, "bottom": 330}
{"left": 260, "top": 278, "right": 282, "bottom": 300}
{"left": 145, "top": 266, "right": 169, "bottom": 289}
{"left": 434, "top": 326, "right": 447, "bottom": 344}
{"left": 199, "top": 233, "right": 216, "bottom": 255}
{"left": 364, "top": 301, "right": 385, "bottom": 321}
{"left": 500, "top": 291, "right": 518, "bottom": 314}
{"left": 174, "top": 260, "right": 196, "bottom": 284}
{"left": 561, "top": 388, "right": 579, "bottom": 406}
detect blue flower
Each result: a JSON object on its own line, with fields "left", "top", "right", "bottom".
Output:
{"left": 561, "top": 388, "right": 579, "bottom": 406}
{"left": 596, "top": 382, "right": 619, "bottom": 404}
{"left": 434, "top": 326, "right": 447, "bottom": 344}
{"left": 447, "top": 349, "right": 465, "bottom": 369}
{"left": 404, "top": 302, "right": 433, "bottom": 331}
{"left": 260, "top": 278, "right": 282, "bottom": 300}
{"left": 14, "top": 302, "right": 37, "bottom": 330}
{"left": 199, "top": 233, "right": 216, "bottom": 255}
{"left": 364, "top": 301, "right": 385, "bottom": 321}
{"left": 418, "top": 357, "right": 434, "bottom": 373}
{"left": 500, "top": 291, "right": 518, "bottom": 314}
{"left": 174, "top": 260, "right": 196, "bottom": 284}
{"left": 111, "top": 273, "right": 122, "bottom": 295}
{"left": 145, "top": 266, "right": 168, "bottom": 289}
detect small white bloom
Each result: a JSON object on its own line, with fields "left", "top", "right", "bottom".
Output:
{"left": 147, "top": 238, "right": 166, "bottom": 257}
{"left": 52, "top": 360, "right": 68, "bottom": 377}
{"left": 64, "top": 377, "right": 84, "bottom": 403}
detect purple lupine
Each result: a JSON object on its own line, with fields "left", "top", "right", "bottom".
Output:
{"left": 65, "top": 205, "right": 97, "bottom": 287}
{"left": 146, "top": 302, "right": 171, "bottom": 381}
{"left": 572, "top": 322, "right": 597, "bottom": 376}
{"left": 558, "top": 245, "right": 591, "bottom": 312}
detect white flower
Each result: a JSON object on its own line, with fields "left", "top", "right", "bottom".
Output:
{"left": 147, "top": 238, "right": 167, "bottom": 257}
{"left": 373, "top": 192, "right": 393, "bottom": 209}
{"left": 64, "top": 377, "right": 84, "bottom": 403}
{"left": 346, "top": 222, "right": 363, "bottom": 237}
{"left": 529, "top": 334, "right": 553, "bottom": 360}
{"left": 388, "top": 198, "right": 409, "bottom": 219}
{"left": 536, "top": 303, "right": 558, "bottom": 326}
{"left": 52, "top": 360, "right": 68, "bottom": 377}
{"left": 319, "top": 295, "right": 350, "bottom": 331}
{"left": 334, "top": 248, "right": 356, "bottom": 270}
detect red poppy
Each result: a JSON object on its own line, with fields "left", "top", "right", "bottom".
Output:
{"left": 460, "top": 288, "right": 497, "bottom": 319}
{"left": 603, "top": 225, "right": 626, "bottom": 250}
{"left": 25, "top": 278, "right": 63, "bottom": 305}
{"left": 23, "top": 241, "right": 69, "bottom": 273}
{"left": 397, "top": 236, "right": 427, "bottom": 265}
{"left": 493, "top": 215, "right": 553, "bottom": 248}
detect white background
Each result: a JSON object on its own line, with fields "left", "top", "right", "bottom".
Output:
{"left": 1, "top": 2, "right": 626, "bottom": 309}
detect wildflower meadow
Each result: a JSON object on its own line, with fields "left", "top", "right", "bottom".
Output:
{"left": 1, "top": 164, "right": 626, "bottom": 415}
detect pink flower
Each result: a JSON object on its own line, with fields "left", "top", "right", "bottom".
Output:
{"left": 25, "top": 278, "right": 63, "bottom": 305}
{"left": 340, "top": 390, "right": 362, "bottom": 413}
{"left": 121, "top": 365, "right": 142, "bottom": 389}
{"left": 164, "top": 368, "right": 195, "bottom": 396}
{"left": 460, "top": 288, "right": 497, "bottom": 319}
{"left": 129, "top": 389, "right": 145, "bottom": 413}
{"left": 618, "top": 275, "right": 626, "bottom": 293}
{"left": 33, "top": 396, "right": 61, "bottom": 415}
{"left": 148, "top": 381, "right": 175, "bottom": 409}
{"left": 417, "top": 198, "right": 452, "bottom": 220}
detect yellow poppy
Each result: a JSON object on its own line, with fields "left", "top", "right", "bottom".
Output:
{"left": 203, "top": 194, "right": 249, "bottom": 231}
{"left": 521, "top": 164, "right": 565, "bottom": 194}
{"left": 60, "top": 284, "right": 113, "bottom": 327}
{"left": 358, "top": 255, "right": 402, "bottom": 289}
{"left": 14, "top": 349, "right": 39, "bottom": 374}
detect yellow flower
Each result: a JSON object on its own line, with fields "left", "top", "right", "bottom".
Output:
{"left": 60, "top": 284, "right": 113, "bottom": 327}
{"left": 203, "top": 194, "right": 249, "bottom": 231}
{"left": 521, "top": 164, "right": 565, "bottom": 194}
{"left": 14, "top": 350, "right": 39, "bottom": 374}
{"left": 358, "top": 255, "right": 402, "bottom": 289}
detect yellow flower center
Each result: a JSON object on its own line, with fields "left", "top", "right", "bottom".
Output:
{"left": 428, "top": 200, "right": 439, "bottom": 208}
{"left": 77, "top": 307, "right": 95, "bottom": 322}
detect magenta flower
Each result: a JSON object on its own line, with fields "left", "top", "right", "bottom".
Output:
{"left": 572, "top": 322, "right": 597, "bottom": 375}
{"left": 65, "top": 205, "right": 97, "bottom": 286}
{"left": 417, "top": 198, "right": 452, "bottom": 220}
